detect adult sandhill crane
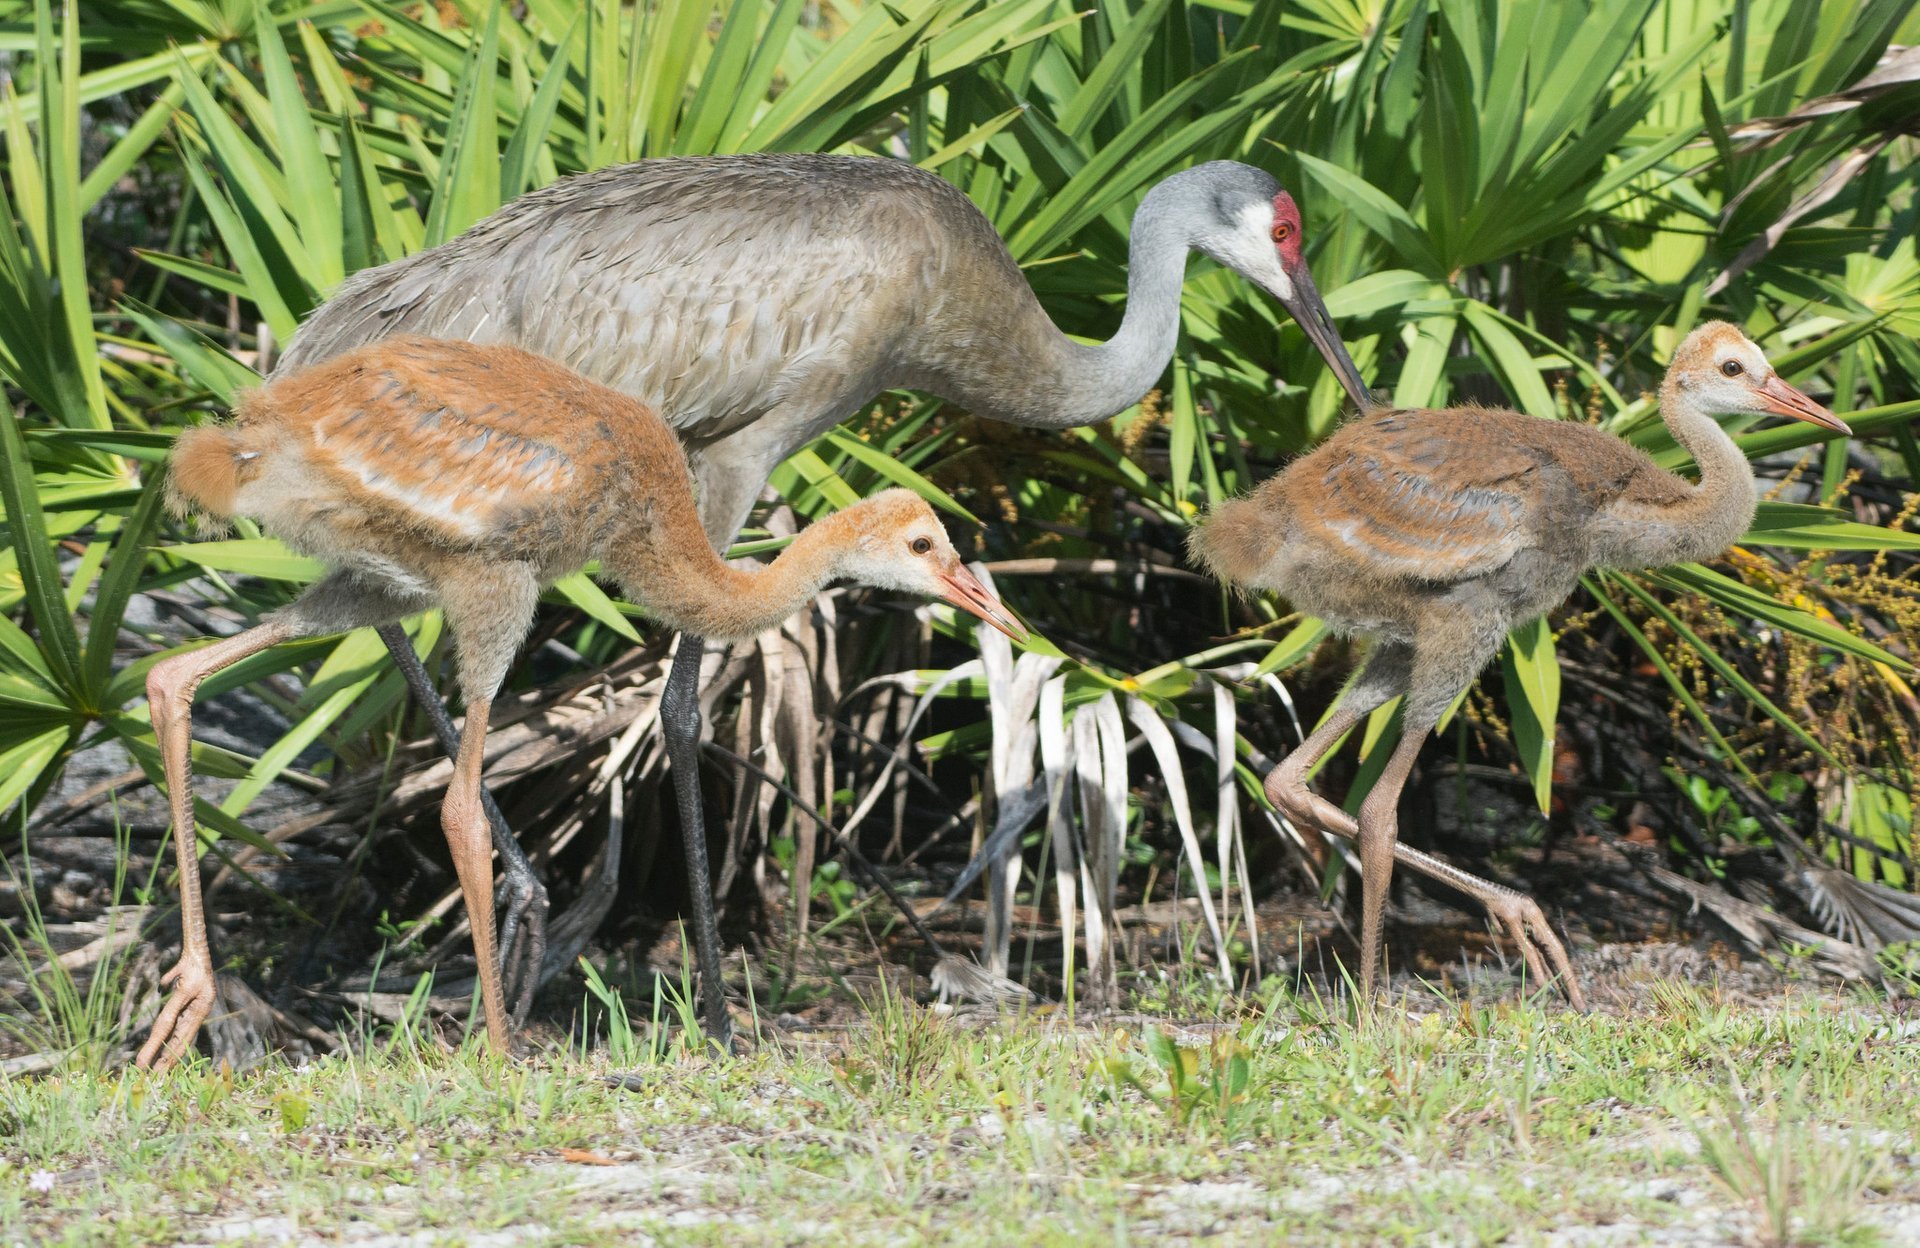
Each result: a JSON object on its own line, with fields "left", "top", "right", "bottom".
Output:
{"left": 139, "top": 336, "right": 1023, "bottom": 1070}
{"left": 275, "top": 152, "right": 1373, "bottom": 1045}
{"left": 1191, "top": 321, "right": 1848, "bottom": 1009}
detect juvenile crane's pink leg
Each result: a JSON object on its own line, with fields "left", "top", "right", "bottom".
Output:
{"left": 379, "top": 622, "right": 547, "bottom": 1023}
{"left": 137, "top": 618, "right": 298, "bottom": 1071}
{"left": 1262, "top": 642, "right": 1585, "bottom": 1010}
{"left": 442, "top": 692, "right": 510, "bottom": 1050}
{"left": 435, "top": 563, "right": 539, "bottom": 1053}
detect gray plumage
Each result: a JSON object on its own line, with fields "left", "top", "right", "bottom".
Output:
{"left": 281, "top": 153, "right": 1370, "bottom": 547}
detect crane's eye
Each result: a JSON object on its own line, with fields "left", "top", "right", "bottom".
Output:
{"left": 1271, "top": 221, "right": 1293, "bottom": 244}
{"left": 1721, "top": 359, "right": 1744, "bottom": 377}
{"left": 910, "top": 537, "right": 933, "bottom": 556}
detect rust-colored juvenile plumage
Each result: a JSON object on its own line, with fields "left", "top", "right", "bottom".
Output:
{"left": 135, "top": 337, "right": 1023, "bottom": 1071}
{"left": 1191, "top": 322, "right": 1849, "bottom": 1008}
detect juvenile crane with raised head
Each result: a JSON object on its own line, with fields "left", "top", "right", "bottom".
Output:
{"left": 275, "top": 153, "right": 1373, "bottom": 1044}
{"left": 139, "top": 337, "right": 1023, "bottom": 1070}
{"left": 1192, "top": 322, "right": 1848, "bottom": 1008}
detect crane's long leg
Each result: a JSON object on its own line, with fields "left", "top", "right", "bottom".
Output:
{"left": 660, "top": 632, "right": 732, "bottom": 1054}
{"left": 377, "top": 622, "right": 547, "bottom": 1023}
{"left": 1269, "top": 758, "right": 1586, "bottom": 1010}
{"left": 437, "top": 565, "right": 542, "bottom": 1053}
{"left": 441, "top": 689, "right": 510, "bottom": 1049}
{"left": 1262, "top": 639, "right": 1585, "bottom": 1010}
{"left": 137, "top": 618, "right": 300, "bottom": 1071}
{"left": 139, "top": 572, "right": 434, "bottom": 1071}
{"left": 1262, "top": 642, "right": 1408, "bottom": 999}
{"left": 1348, "top": 722, "right": 1433, "bottom": 1001}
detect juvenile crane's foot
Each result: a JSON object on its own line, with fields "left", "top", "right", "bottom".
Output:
{"left": 1262, "top": 767, "right": 1588, "bottom": 1011}
{"left": 1481, "top": 891, "right": 1588, "bottom": 1012}
{"left": 135, "top": 955, "right": 218, "bottom": 1071}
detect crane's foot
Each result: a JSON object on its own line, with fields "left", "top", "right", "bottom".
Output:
{"left": 496, "top": 867, "right": 549, "bottom": 1027}
{"left": 134, "top": 954, "right": 218, "bottom": 1072}
{"left": 1482, "top": 892, "right": 1588, "bottom": 1012}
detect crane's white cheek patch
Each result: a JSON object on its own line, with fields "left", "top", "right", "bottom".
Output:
{"left": 1233, "top": 202, "right": 1292, "bottom": 298}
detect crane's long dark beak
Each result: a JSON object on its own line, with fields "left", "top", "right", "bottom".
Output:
{"left": 937, "top": 565, "right": 1028, "bottom": 643}
{"left": 1277, "top": 265, "right": 1375, "bottom": 413}
{"left": 1754, "top": 374, "right": 1850, "bottom": 434}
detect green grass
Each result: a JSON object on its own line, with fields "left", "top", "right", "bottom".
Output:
{"left": 3, "top": 977, "right": 1916, "bottom": 1245}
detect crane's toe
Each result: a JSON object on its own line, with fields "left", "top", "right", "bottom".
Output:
{"left": 1484, "top": 893, "right": 1587, "bottom": 1012}
{"left": 497, "top": 873, "right": 549, "bottom": 1025}
{"left": 135, "top": 956, "right": 218, "bottom": 1072}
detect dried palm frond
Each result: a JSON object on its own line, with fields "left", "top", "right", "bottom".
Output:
{"left": 1800, "top": 864, "right": 1920, "bottom": 951}
{"left": 1647, "top": 865, "right": 1879, "bottom": 980}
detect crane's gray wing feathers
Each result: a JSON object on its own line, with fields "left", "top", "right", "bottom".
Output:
{"left": 280, "top": 155, "right": 952, "bottom": 456}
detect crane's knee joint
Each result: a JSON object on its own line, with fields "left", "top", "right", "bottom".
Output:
{"left": 1263, "top": 761, "right": 1307, "bottom": 808}
{"left": 1357, "top": 789, "right": 1401, "bottom": 830}
{"left": 1265, "top": 780, "right": 1307, "bottom": 824}
{"left": 146, "top": 657, "right": 200, "bottom": 723}
{"left": 442, "top": 791, "right": 486, "bottom": 846}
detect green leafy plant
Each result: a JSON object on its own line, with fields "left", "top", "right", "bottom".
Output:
{"left": 0, "top": 818, "right": 157, "bottom": 1074}
{"left": 1096, "top": 1026, "right": 1253, "bottom": 1130}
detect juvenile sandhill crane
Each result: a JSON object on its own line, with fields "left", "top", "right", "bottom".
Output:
{"left": 277, "top": 152, "right": 1373, "bottom": 1043}
{"left": 139, "top": 337, "right": 1023, "bottom": 1070}
{"left": 1191, "top": 322, "right": 1848, "bottom": 1008}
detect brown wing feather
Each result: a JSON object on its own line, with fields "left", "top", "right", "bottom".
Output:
{"left": 1288, "top": 408, "right": 1549, "bottom": 583}
{"left": 1285, "top": 405, "right": 1679, "bottom": 585}
{"left": 318, "top": 347, "right": 579, "bottom": 541}
{"left": 257, "top": 338, "right": 644, "bottom": 546}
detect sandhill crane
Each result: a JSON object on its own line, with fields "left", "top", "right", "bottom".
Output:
{"left": 138, "top": 337, "right": 1023, "bottom": 1070}
{"left": 275, "top": 153, "right": 1373, "bottom": 1045}
{"left": 1190, "top": 322, "right": 1847, "bottom": 1009}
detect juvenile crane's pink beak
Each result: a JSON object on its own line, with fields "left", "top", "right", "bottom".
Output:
{"left": 937, "top": 565, "right": 1028, "bottom": 643}
{"left": 1754, "top": 374, "right": 1850, "bottom": 434}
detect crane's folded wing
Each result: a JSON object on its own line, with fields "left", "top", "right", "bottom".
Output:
{"left": 1300, "top": 412, "right": 1547, "bottom": 584}
{"left": 300, "top": 365, "right": 584, "bottom": 545}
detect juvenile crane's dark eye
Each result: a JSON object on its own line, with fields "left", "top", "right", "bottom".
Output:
{"left": 1721, "top": 360, "right": 1744, "bottom": 377}
{"left": 910, "top": 537, "right": 932, "bottom": 555}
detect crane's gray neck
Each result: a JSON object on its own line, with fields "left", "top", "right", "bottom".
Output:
{"left": 954, "top": 182, "right": 1193, "bottom": 430}
{"left": 1044, "top": 191, "right": 1191, "bottom": 427}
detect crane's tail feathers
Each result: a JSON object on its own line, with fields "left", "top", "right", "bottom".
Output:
{"left": 166, "top": 404, "right": 273, "bottom": 530}
{"left": 1186, "top": 496, "right": 1268, "bottom": 589}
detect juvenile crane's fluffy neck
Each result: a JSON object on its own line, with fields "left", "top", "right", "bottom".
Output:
{"left": 1631, "top": 372, "right": 1758, "bottom": 566}
{"left": 612, "top": 506, "right": 868, "bottom": 643}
